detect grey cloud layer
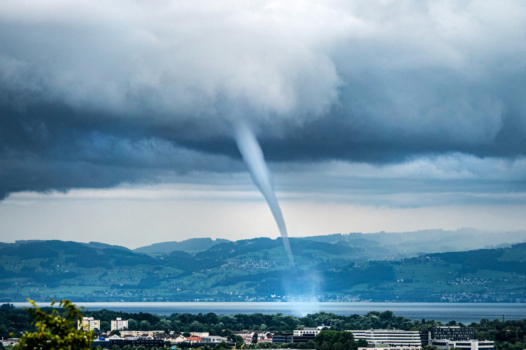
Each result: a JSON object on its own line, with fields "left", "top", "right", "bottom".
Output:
{"left": 1, "top": 0, "right": 526, "bottom": 199}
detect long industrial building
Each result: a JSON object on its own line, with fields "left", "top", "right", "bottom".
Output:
{"left": 428, "top": 327, "right": 492, "bottom": 350}
{"left": 293, "top": 328, "right": 322, "bottom": 337}
{"left": 428, "top": 326, "right": 475, "bottom": 341}
{"left": 349, "top": 329, "right": 426, "bottom": 347}
{"left": 430, "top": 339, "right": 495, "bottom": 350}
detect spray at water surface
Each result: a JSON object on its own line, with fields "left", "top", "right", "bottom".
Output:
{"left": 234, "top": 122, "right": 295, "bottom": 266}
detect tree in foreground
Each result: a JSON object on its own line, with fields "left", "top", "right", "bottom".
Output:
{"left": 14, "top": 299, "right": 94, "bottom": 350}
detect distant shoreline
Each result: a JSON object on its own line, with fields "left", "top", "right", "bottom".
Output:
{"left": 8, "top": 301, "right": 526, "bottom": 323}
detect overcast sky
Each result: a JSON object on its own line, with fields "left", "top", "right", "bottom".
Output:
{"left": 1, "top": 0, "right": 526, "bottom": 248}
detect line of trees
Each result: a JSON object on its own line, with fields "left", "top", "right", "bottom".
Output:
{"left": 79, "top": 309, "right": 431, "bottom": 334}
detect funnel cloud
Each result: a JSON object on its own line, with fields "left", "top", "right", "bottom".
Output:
{"left": 234, "top": 122, "right": 294, "bottom": 266}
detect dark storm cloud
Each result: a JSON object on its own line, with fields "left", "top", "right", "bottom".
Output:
{"left": 165, "top": 65, "right": 526, "bottom": 163}
{"left": 0, "top": 102, "right": 242, "bottom": 199}
{"left": 259, "top": 68, "right": 526, "bottom": 163}
{"left": 1, "top": 0, "right": 526, "bottom": 199}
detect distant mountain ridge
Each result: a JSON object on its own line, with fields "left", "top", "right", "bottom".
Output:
{"left": 134, "top": 238, "right": 231, "bottom": 254}
{"left": 0, "top": 240, "right": 130, "bottom": 251}
{"left": 3, "top": 228, "right": 526, "bottom": 257}
{"left": 298, "top": 228, "right": 526, "bottom": 255}
{"left": 131, "top": 228, "right": 526, "bottom": 256}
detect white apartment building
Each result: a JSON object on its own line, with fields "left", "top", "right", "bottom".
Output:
{"left": 78, "top": 317, "right": 100, "bottom": 331}
{"left": 293, "top": 328, "right": 321, "bottom": 337}
{"left": 430, "top": 339, "right": 494, "bottom": 350}
{"left": 349, "top": 330, "right": 424, "bottom": 347}
{"left": 111, "top": 318, "right": 128, "bottom": 331}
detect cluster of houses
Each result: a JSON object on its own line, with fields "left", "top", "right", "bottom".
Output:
{"left": 232, "top": 331, "right": 274, "bottom": 344}
{"left": 83, "top": 317, "right": 277, "bottom": 348}
{"left": 93, "top": 329, "right": 275, "bottom": 347}
{"left": 81, "top": 317, "right": 279, "bottom": 343}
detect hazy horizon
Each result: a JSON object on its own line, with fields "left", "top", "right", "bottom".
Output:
{"left": 2, "top": 226, "right": 524, "bottom": 250}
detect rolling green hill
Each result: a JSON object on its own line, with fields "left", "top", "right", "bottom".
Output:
{"left": 1, "top": 237, "right": 526, "bottom": 302}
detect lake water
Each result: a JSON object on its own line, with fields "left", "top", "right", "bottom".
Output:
{"left": 11, "top": 302, "right": 526, "bottom": 324}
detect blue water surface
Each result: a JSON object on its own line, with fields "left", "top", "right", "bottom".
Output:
{"left": 11, "top": 302, "right": 526, "bottom": 324}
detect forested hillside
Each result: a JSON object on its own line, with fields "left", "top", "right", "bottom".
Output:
{"left": 1, "top": 238, "right": 526, "bottom": 302}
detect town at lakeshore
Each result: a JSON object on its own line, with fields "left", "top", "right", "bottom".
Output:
{"left": 1, "top": 303, "right": 525, "bottom": 350}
